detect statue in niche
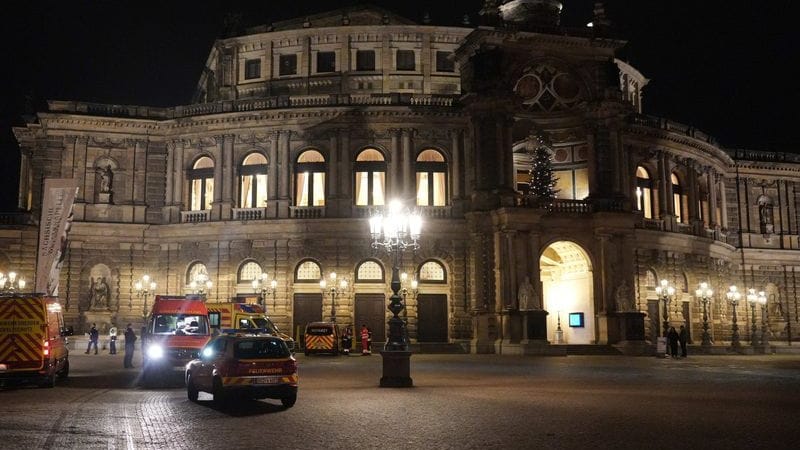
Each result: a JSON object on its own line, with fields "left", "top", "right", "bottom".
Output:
{"left": 517, "top": 276, "right": 540, "bottom": 311}
{"left": 615, "top": 280, "right": 635, "bottom": 312}
{"left": 99, "top": 165, "right": 114, "bottom": 193}
{"left": 90, "top": 276, "right": 111, "bottom": 310}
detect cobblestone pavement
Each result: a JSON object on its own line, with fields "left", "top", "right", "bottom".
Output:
{"left": 2, "top": 351, "right": 800, "bottom": 449}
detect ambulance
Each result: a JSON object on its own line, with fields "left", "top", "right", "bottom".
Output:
{"left": 141, "top": 295, "right": 211, "bottom": 381}
{"left": 205, "top": 302, "right": 295, "bottom": 350}
{"left": 0, "top": 294, "right": 69, "bottom": 388}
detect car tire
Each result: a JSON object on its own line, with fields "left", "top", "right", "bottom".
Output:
{"left": 187, "top": 374, "right": 199, "bottom": 402}
{"left": 213, "top": 378, "right": 227, "bottom": 405}
{"left": 281, "top": 393, "right": 297, "bottom": 408}
{"left": 57, "top": 359, "right": 69, "bottom": 379}
{"left": 39, "top": 367, "right": 56, "bottom": 388}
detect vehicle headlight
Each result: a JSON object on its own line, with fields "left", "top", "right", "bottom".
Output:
{"left": 146, "top": 344, "right": 164, "bottom": 359}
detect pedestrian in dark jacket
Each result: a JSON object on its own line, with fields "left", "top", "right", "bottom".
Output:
{"left": 123, "top": 324, "right": 137, "bottom": 368}
{"left": 667, "top": 326, "right": 679, "bottom": 358}
{"left": 85, "top": 323, "right": 99, "bottom": 354}
{"left": 678, "top": 325, "right": 689, "bottom": 358}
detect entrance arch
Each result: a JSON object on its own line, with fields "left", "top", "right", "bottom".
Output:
{"left": 539, "top": 241, "right": 594, "bottom": 344}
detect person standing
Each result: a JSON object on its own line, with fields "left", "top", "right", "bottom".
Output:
{"left": 85, "top": 323, "right": 99, "bottom": 355}
{"left": 360, "top": 324, "right": 370, "bottom": 356}
{"left": 341, "top": 326, "right": 352, "bottom": 355}
{"left": 667, "top": 326, "right": 679, "bottom": 358}
{"left": 108, "top": 324, "right": 118, "bottom": 354}
{"left": 678, "top": 325, "right": 689, "bottom": 358}
{"left": 123, "top": 324, "right": 137, "bottom": 368}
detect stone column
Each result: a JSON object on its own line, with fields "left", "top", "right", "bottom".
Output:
{"left": 719, "top": 175, "right": 728, "bottom": 229}
{"left": 390, "top": 129, "right": 400, "bottom": 198}
{"left": 450, "top": 129, "right": 462, "bottom": 201}
{"left": 707, "top": 168, "right": 718, "bottom": 229}
{"left": 268, "top": 135, "right": 278, "bottom": 217}
{"left": 341, "top": 130, "right": 352, "bottom": 200}
{"left": 212, "top": 136, "right": 224, "bottom": 220}
{"left": 402, "top": 129, "right": 413, "bottom": 200}
{"left": 278, "top": 130, "right": 291, "bottom": 217}
{"left": 328, "top": 131, "right": 339, "bottom": 215}
{"left": 165, "top": 141, "right": 174, "bottom": 206}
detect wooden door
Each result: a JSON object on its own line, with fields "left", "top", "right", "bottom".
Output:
{"left": 355, "top": 294, "right": 386, "bottom": 346}
{"left": 293, "top": 293, "right": 322, "bottom": 347}
{"left": 417, "top": 294, "right": 448, "bottom": 342}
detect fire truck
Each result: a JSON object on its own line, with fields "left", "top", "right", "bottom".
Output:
{"left": 0, "top": 294, "right": 69, "bottom": 388}
{"left": 141, "top": 295, "right": 211, "bottom": 381}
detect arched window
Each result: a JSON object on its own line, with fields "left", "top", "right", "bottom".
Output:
{"left": 416, "top": 149, "right": 447, "bottom": 206}
{"left": 356, "top": 260, "right": 384, "bottom": 282}
{"left": 645, "top": 269, "right": 657, "bottom": 290}
{"left": 295, "top": 259, "right": 322, "bottom": 282}
{"left": 189, "top": 157, "right": 214, "bottom": 211}
{"left": 671, "top": 173, "right": 684, "bottom": 223}
{"left": 186, "top": 262, "right": 209, "bottom": 285}
{"left": 635, "top": 166, "right": 655, "bottom": 219}
{"left": 294, "top": 150, "right": 326, "bottom": 207}
{"left": 418, "top": 260, "right": 446, "bottom": 283}
{"left": 758, "top": 195, "right": 775, "bottom": 234}
{"left": 240, "top": 153, "right": 268, "bottom": 208}
{"left": 238, "top": 261, "right": 263, "bottom": 283}
{"left": 354, "top": 148, "right": 386, "bottom": 206}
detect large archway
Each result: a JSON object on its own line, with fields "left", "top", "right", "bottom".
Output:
{"left": 540, "top": 241, "right": 594, "bottom": 344}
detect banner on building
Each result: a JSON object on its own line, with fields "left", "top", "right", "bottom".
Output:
{"left": 34, "top": 178, "right": 79, "bottom": 297}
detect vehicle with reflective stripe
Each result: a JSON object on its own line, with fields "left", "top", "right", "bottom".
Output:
{"left": 0, "top": 295, "right": 69, "bottom": 388}
{"left": 303, "top": 322, "right": 340, "bottom": 356}
{"left": 185, "top": 333, "right": 297, "bottom": 407}
{"left": 205, "top": 302, "right": 295, "bottom": 350}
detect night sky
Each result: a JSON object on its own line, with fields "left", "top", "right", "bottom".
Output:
{"left": 2, "top": 0, "right": 798, "bottom": 211}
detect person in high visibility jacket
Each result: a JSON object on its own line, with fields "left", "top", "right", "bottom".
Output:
{"left": 360, "top": 324, "right": 371, "bottom": 356}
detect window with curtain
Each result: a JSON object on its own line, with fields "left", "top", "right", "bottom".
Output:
{"left": 415, "top": 149, "right": 447, "bottom": 206}
{"left": 239, "top": 153, "right": 268, "bottom": 208}
{"left": 354, "top": 148, "right": 386, "bottom": 206}
{"left": 189, "top": 156, "right": 214, "bottom": 211}
{"left": 294, "top": 150, "right": 326, "bottom": 207}
{"left": 671, "top": 172, "right": 684, "bottom": 223}
{"left": 636, "top": 166, "right": 655, "bottom": 219}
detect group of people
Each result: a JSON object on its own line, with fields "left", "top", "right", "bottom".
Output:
{"left": 85, "top": 322, "right": 137, "bottom": 367}
{"left": 339, "top": 325, "right": 372, "bottom": 355}
{"left": 666, "top": 325, "right": 689, "bottom": 358}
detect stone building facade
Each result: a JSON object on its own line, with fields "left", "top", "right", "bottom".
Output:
{"left": 3, "top": 1, "right": 798, "bottom": 353}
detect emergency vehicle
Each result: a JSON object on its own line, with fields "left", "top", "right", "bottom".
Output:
{"left": 141, "top": 295, "right": 211, "bottom": 381}
{"left": 205, "top": 302, "right": 295, "bottom": 350}
{"left": 303, "top": 322, "right": 340, "bottom": 356}
{"left": 0, "top": 294, "right": 69, "bottom": 388}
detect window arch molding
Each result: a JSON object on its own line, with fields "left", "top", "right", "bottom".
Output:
{"left": 238, "top": 151, "right": 269, "bottom": 208}
{"left": 294, "top": 258, "right": 323, "bottom": 282}
{"left": 417, "top": 259, "right": 447, "bottom": 284}
{"left": 237, "top": 259, "right": 264, "bottom": 283}
{"left": 186, "top": 261, "right": 210, "bottom": 285}
{"left": 354, "top": 147, "right": 387, "bottom": 206}
{"left": 634, "top": 164, "right": 656, "bottom": 219}
{"left": 355, "top": 258, "right": 385, "bottom": 283}
{"left": 294, "top": 149, "right": 327, "bottom": 207}
{"left": 188, "top": 155, "right": 215, "bottom": 211}
{"left": 670, "top": 171, "right": 686, "bottom": 223}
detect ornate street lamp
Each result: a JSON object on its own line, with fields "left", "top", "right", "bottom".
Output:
{"left": 0, "top": 271, "right": 27, "bottom": 295}
{"left": 251, "top": 273, "right": 277, "bottom": 312}
{"left": 134, "top": 274, "right": 156, "bottom": 318}
{"left": 746, "top": 288, "right": 759, "bottom": 347}
{"left": 189, "top": 271, "right": 212, "bottom": 298}
{"left": 399, "top": 271, "right": 419, "bottom": 329}
{"left": 320, "top": 272, "right": 348, "bottom": 323}
{"left": 369, "top": 199, "right": 421, "bottom": 387}
{"left": 726, "top": 285, "right": 742, "bottom": 349}
{"left": 695, "top": 282, "right": 713, "bottom": 347}
{"left": 655, "top": 279, "right": 675, "bottom": 337}
{"left": 757, "top": 290, "right": 769, "bottom": 349}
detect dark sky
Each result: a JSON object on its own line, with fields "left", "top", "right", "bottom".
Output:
{"left": 2, "top": 0, "right": 799, "bottom": 211}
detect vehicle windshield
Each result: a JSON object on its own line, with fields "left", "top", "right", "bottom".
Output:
{"left": 251, "top": 317, "right": 279, "bottom": 334}
{"left": 234, "top": 339, "right": 290, "bottom": 359}
{"left": 151, "top": 314, "right": 209, "bottom": 336}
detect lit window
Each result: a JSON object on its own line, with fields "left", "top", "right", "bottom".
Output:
{"left": 671, "top": 173, "right": 684, "bottom": 223}
{"left": 296, "top": 260, "right": 322, "bottom": 281}
{"left": 239, "top": 153, "right": 268, "bottom": 208}
{"left": 356, "top": 260, "right": 384, "bottom": 281}
{"left": 419, "top": 261, "right": 446, "bottom": 282}
{"left": 239, "top": 261, "right": 262, "bottom": 282}
{"left": 294, "top": 150, "right": 326, "bottom": 207}
{"left": 189, "top": 157, "right": 214, "bottom": 211}
{"left": 636, "top": 166, "right": 654, "bottom": 219}
{"left": 415, "top": 149, "right": 447, "bottom": 206}
{"left": 354, "top": 148, "right": 386, "bottom": 206}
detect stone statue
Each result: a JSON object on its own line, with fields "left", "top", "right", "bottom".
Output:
{"left": 615, "top": 280, "right": 634, "bottom": 312}
{"left": 90, "top": 276, "right": 110, "bottom": 309}
{"left": 99, "top": 165, "right": 114, "bottom": 193}
{"left": 517, "top": 276, "right": 539, "bottom": 311}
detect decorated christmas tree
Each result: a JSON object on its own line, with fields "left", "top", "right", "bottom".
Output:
{"left": 526, "top": 136, "right": 559, "bottom": 208}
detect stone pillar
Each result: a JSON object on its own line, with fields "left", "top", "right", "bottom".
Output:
{"left": 402, "top": 129, "right": 413, "bottom": 200}
{"left": 390, "top": 129, "right": 400, "bottom": 198}
{"left": 708, "top": 168, "right": 718, "bottom": 229}
{"left": 211, "top": 136, "right": 224, "bottom": 220}
{"left": 719, "top": 175, "right": 728, "bottom": 230}
{"left": 268, "top": 135, "right": 279, "bottom": 217}
{"left": 278, "top": 130, "right": 291, "bottom": 217}
{"left": 221, "top": 134, "right": 234, "bottom": 219}
{"left": 341, "top": 130, "right": 352, "bottom": 200}
{"left": 450, "top": 129, "right": 462, "bottom": 201}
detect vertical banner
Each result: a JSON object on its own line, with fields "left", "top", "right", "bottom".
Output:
{"left": 35, "top": 178, "right": 79, "bottom": 297}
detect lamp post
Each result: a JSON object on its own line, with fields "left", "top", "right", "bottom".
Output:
{"left": 757, "top": 290, "right": 769, "bottom": 349}
{"left": 746, "top": 288, "right": 759, "bottom": 347}
{"left": 655, "top": 279, "right": 675, "bottom": 337}
{"left": 0, "top": 271, "right": 27, "bottom": 294}
{"left": 695, "top": 282, "right": 713, "bottom": 347}
{"left": 399, "top": 272, "right": 419, "bottom": 338}
{"left": 726, "top": 285, "right": 742, "bottom": 349}
{"left": 189, "top": 271, "right": 212, "bottom": 298}
{"left": 320, "top": 272, "right": 348, "bottom": 323}
{"left": 134, "top": 274, "right": 156, "bottom": 318}
{"left": 369, "top": 199, "right": 421, "bottom": 388}
{"left": 251, "top": 273, "right": 277, "bottom": 312}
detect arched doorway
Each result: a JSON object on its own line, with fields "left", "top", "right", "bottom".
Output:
{"left": 539, "top": 241, "right": 594, "bottom": 344}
